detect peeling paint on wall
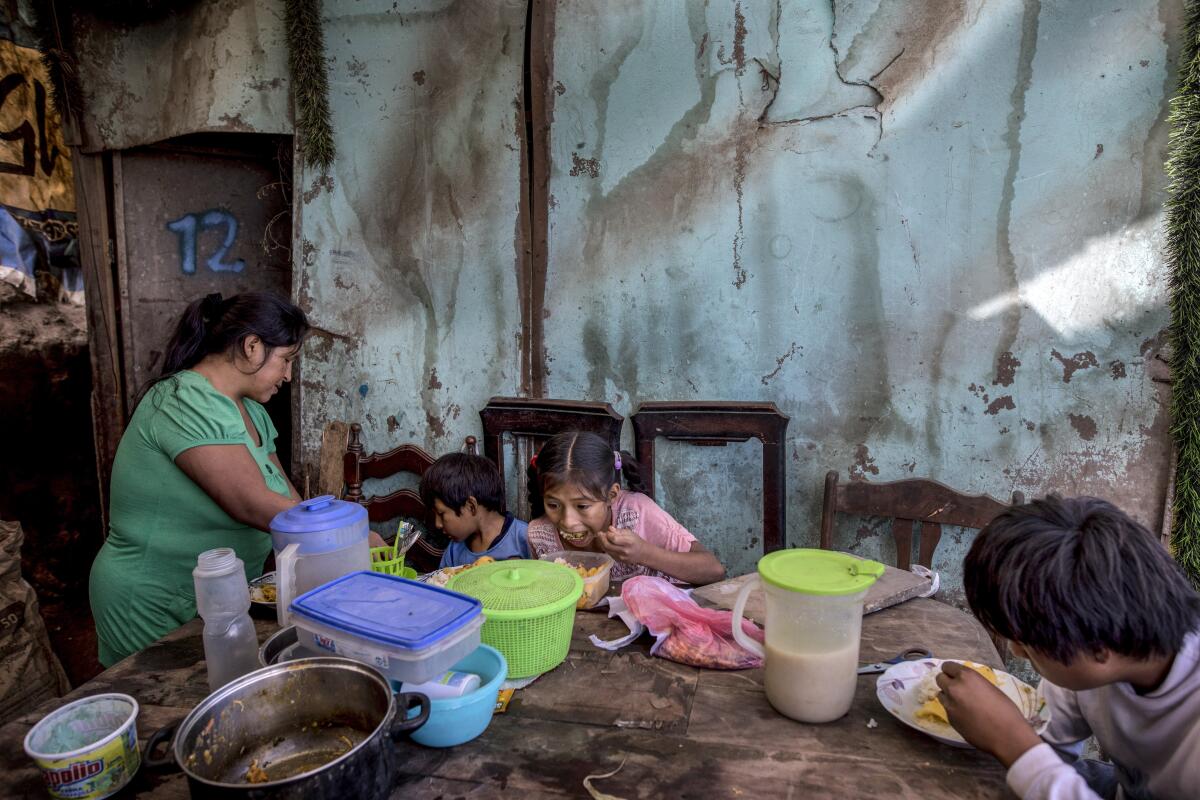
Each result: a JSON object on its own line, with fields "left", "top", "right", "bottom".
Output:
{"left": 292, "top": 0, "right": 527, "bottom": 469}
{"left": 543, "top": 0, "right": 1177, "bottom": 579}
{"left": 71, "top": 0, "right": 292, "bottom": 152}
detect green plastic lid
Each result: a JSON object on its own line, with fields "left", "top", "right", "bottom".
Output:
{"left": 758, "top": 549, "right": 885, "bottom": 595}
{"left": 447, "top": 559, "right": 583, "bottom": 620}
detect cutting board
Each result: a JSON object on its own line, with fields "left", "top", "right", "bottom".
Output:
{"left": 691, "top": 562, "right": 931, "bottom": 625}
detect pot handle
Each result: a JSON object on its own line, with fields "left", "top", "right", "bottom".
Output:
{"left": 143, "top": 722, "right": 178, "bottom": 770}
{"left": 389, "top": 692, "right": 431, "bottom": 739}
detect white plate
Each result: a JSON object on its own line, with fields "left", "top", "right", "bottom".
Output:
{"left": 248, "top": 571, "right": 276, "bottom": 607}
{"left": 875, "top": 658, "right": 1050, "bottom": 748}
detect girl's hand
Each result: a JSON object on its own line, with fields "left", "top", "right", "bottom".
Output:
{"left": 599, "top": 526, "right": 646, "bottom": 564}
{"left": 936, "top": 662, "right": 1042, "bottom": 766}
{"left": 368, "top": 531, "right": 387, "bottom": 549}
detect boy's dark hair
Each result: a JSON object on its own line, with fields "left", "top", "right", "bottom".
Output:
{"left": 965, "top": 495, "right": 1200, "bottom": 663}
{"left": 526, "top": 430, "right": 646, "bottom": 518}
{"left": 419, "top": 453, "right": 505, "bottom": 514}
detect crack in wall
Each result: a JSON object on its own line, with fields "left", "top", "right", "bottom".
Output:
{"left": 757, "top": 1, "right": 902, "bottom": 151}
{"left": 828, "top": 0, "right": 886, "bottom": 149}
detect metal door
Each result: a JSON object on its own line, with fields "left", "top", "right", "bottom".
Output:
{"left": 113, "top": 133, "right": 294, "bottom": 466}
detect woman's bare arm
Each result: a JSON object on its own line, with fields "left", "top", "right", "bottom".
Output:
{"left": 176, "top": 444, "right": 297, "bottom": 531}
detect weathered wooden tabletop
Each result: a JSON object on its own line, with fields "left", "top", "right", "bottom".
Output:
{"left": 0, "top": 597, "right": 1010, "bottom": 799}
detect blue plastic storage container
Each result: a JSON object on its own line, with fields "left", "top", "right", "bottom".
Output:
{"left": 289, "top": 571, "right": 484, "bottom": 684}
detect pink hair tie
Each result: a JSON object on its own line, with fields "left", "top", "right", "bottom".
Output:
{"left": 614, "top": 451, "right": 622, "bottom": 471}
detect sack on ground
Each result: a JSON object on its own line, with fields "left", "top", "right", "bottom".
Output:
{"left": 0, "top": 520, "right": 69, "bottom": 724}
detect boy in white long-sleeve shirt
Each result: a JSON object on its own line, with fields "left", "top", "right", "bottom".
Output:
{"left": 935, "top": 496, "right": 1200, "bottom": 800}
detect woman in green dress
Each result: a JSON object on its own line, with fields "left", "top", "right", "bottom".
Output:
{"left": 89, "top": 292, "right": 309, "bottom": 667}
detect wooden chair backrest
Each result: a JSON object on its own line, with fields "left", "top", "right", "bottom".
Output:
{"left": 631, "top": 401, "right": 790, "bottom": 553}
{"left": 478, "top": 397, "right": 624, "bottom": 492}
{"left": 342, "top": 423, "right": 478, "bottom": 573}
{"left": 818, "top": 470, "right": 1024, "bottom": 570}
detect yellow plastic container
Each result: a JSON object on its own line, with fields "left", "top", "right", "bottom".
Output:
{"left": 24, "top": 693, "right": 140, "bottom": 799}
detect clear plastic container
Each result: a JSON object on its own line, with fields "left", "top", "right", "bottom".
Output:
{"left": 270, "top": 495, "right": 372, "bottom": 627}
{"left": 289, "top": 571, "right": 484, "bottom": 684}
{"left": 193, "top": 548, "right": 260, "bottom": 691}
{"left": 539, "top": 550, "right": 613, "bottom": 609}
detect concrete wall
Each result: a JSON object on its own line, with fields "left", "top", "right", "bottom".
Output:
{"left": 292, "top": 0, "right": 529, "bottom": 473}
{"left": 70, "top": 0, "right": 291, "bottom": 151}
{"left": 541, "top": 0, "right": 1178, "bottom": 584}
{"left": 69, "top": 0, "right": 1180, "bottom": 592}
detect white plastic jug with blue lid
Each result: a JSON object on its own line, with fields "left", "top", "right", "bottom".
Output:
{"left": 270, "top": 495, "right": 371, "bottom": 626}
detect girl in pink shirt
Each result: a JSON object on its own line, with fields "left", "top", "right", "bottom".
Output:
{"left": 526, "top": 431, "right": 725, "bottom": 585}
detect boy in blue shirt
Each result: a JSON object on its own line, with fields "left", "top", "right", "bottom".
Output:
{"left": 419, "top": 453, "right": 530, "bottom": 568}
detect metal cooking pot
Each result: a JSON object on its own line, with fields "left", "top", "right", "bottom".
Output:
{"left": 145, "top": 657, "right": 429, "bottom": 799}
{"left": 257, "top": 625, "right": 310, "bottom": 667}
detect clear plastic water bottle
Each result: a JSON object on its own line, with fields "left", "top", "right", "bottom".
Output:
{"left": 194, "top": 548, "right": 260, "bottom": 692}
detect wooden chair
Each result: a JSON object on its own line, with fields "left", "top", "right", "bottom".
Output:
{"left": 342, "top": 423, "right": 478, "bottom": 573}
{"left": 818, "top": 471, "right": 1023, "bottom": 570}
{"left": 819, "top": 471, "right": 1024, "bottom": 662}
{"left": 631, "top": 402, "right": 790, "bottom": 553}
{"left": 478, "top": 397, "right": 624, "bottom": 492}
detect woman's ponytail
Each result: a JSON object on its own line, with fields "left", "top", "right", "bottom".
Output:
{"left": 137, "top": 291, "right": 308, "bottom": 410}
{"left": 161, "top": 293, "right": 222, "bottom": 375}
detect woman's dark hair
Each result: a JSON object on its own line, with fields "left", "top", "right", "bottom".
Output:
{"left": 161, "top": 291, "right": 309, "bottom": 376}
{"left": 420, "top": 453, "right": 505, "bottom": 514}
{"left": 526, "top": 431, "right": 645, "bottom": 518}
{"left": 965, "top": 495, "right": 1200, "bottom": 664}
{"left": 135, "top": 292, "right": 309, "bottom": 410}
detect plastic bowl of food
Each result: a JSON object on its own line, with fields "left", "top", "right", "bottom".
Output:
{"left": 24, "top": 693, "right": 141, "bottom": 800}
{"left": 406, "top": 644, "right": 507, "bottom": 748}
{"left": 539, "top": 550, "right": 614, "bottom": 609}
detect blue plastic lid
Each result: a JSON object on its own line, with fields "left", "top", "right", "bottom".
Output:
{"left": 271, "top": 495, "right": 367, "bottom": 533}
{"left": 289, "top": 571, "right": 482, "bottom": 650}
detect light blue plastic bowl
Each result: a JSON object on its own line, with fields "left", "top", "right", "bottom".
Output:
{"left": 405, "top": 644, "right": 507, "bottom": 748}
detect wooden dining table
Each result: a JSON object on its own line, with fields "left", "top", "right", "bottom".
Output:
{"left": 0, "top": 592, "right": 1012, "bottom": 798}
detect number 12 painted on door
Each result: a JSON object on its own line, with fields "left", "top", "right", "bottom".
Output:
{"left": 166, "top": 209, "right": 246, "bottom": 274}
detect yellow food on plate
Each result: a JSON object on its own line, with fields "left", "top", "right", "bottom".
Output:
{"left": 428, "top": 556, "right": 496, "bottom": 587}
{"left": 914, "top": 662, "right": 999, "bottom": 726}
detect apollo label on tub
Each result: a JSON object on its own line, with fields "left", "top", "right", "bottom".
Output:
{"left": 36, "top": 725, "right": 138, "bottom": 799}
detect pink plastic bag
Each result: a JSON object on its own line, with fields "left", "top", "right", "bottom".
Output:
{"left": 620, "top": 576, "right": 765, "bottom": 670}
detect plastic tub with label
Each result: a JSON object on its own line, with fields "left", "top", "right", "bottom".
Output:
{"left": 289, "top": 571, "right": 484, "bottom": 685}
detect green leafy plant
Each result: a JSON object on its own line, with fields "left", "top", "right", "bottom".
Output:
{"left": 1166, "top": 1, "right": 1200, "bottom": 589}
{"left": 285, "top": 0, "right": 335, "bottom": 172}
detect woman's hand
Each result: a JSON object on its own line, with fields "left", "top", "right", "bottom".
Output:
{"left": 936, "top": 662, "right": 1043, "bottom": 766}
{"left": 368, "top": 531, "right": 387, "bottom": 548}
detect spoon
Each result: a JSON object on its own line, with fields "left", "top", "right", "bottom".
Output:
{"left": 393, "top": 522, "right": 422, "bottom": 559}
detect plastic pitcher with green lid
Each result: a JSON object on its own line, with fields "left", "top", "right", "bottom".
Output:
{"left": 732, "top": 549, "right": 884, "bottom": 723}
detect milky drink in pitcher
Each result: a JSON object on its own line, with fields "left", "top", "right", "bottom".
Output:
{"left": 733, "top": 549, "right": 884, "bottom": 723}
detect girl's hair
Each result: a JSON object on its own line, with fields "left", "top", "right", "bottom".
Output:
{"left": 161, "top": 291, "right": 309, "bottom": 376}
{"left": 965, "top": 495, "right": 1200, "bottom": 663}
{"left": 139, "top": 291, "right": 309, "bottom": 405}
{"left": 526, "top": 430, "right": 645, "bottom": 518}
